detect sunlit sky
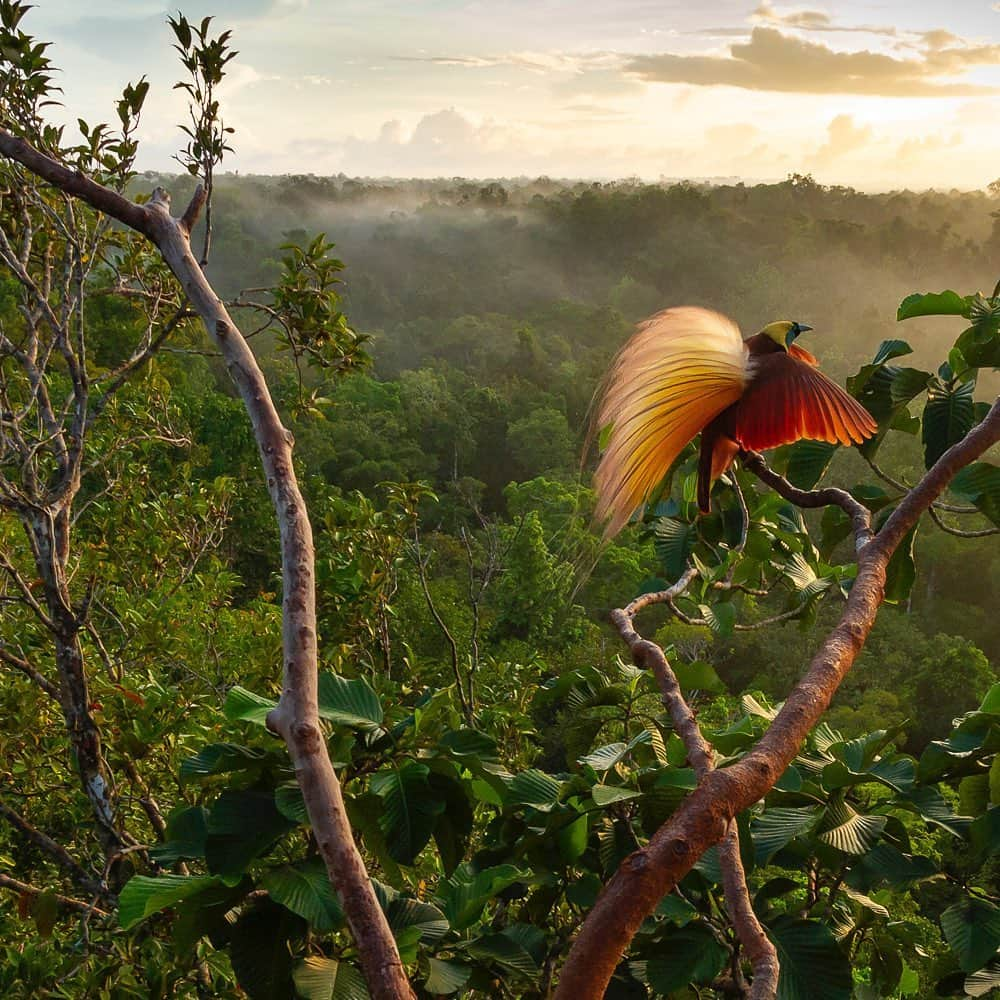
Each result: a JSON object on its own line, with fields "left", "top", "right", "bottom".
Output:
{"left": 28, "top": 1, "right": 1000, "bottom": 189}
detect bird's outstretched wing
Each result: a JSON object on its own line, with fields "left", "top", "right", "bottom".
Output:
{"left": 593, "top": 306, "right": 748, "bottom": 537}
{"left": 734, "top": 351, "right": 876, "bottom": 451}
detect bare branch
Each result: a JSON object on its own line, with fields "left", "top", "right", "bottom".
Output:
{"left": 740, "top": 451, "right": 873, "bottom": 548}
{"left": 0, "top": 642, "right": 59, "bottom": 699}
{"left": 0, "top": 799, "right": 107, "bottom": 900}
{"left": 0, "top": 871, "right": 110, "bottom": 918}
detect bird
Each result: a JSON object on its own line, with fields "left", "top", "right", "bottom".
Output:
{"left": 592, "top": 306, "right": 877, "bottom": 536}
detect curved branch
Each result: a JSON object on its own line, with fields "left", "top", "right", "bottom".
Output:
{"left": 740, "top": 451, "right": 872, "bottom": 548}
{"left": 0, "top": 129, "right": 413, "bottom": 999}
{"left": 555, "top": 398, "right": 1000, "bottom": 1000}
{"left": 609, "top": 608, "right": 779, "bottom": 997}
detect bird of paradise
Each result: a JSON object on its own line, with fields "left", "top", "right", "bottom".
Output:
{"left": 593, "top": 306, "right": 877, "bottom": 536}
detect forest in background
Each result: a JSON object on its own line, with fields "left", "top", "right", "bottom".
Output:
{"left": 3, "top": 157, "right": 1000, "bottom": 999}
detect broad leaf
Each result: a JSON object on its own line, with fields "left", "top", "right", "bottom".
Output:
{"left": 922, "top": 379, "right": 975, "bottom": 468}
{"left": 179, "top": 743, "right": 271, "bottom": 782}
{"left": 205, "top": 789, "right": 297, "bottom": 880}
{"left": 950, "top": 462, "right": 1000, "bottom": 527}
{"left": 751, "top": 806, "right": 819, "bottom": 864}
{"left": 436, "top": 863, "right": 525, "bottom": 931}
{"left": 507, "top": 768, "right": 563, "bottom": 810}
{"left": 654, "top": 517, "right": 695, "bottom": 579}
{"left": 782, "top": 440, "right": 837, "bottom": 490}
{"left": 632, "top": 924, "right": 727, "bottom": 993}
{"left": 817, "top": 800, "right": 887, "bottom": 855}
{"left": 370, "top": 761, "right": 445, "bottom": 864}
{"left": 293, "top": 957, "right": 369, "bottom": 1000}
{"left": 425, "top": 958, "right": 471, "bottom": 995}
{"left": 118, "top": 874, "right": 222, "bottom": 930}
{"left": 317, "top": 672, "right": 383, "bottom": 730}
{"left": 229, "top": 899, "right": 305, "bottom": 999}
{"left": 262, "top": 859, "right": 343, "bottom": 931}
{"left": 897, "top": 290, "right": 971, "bottom": 321}
{"left": 224, "top": 686, "right": 277, "bottom": 726}
{"left": 769, "top": 917, "right": 853, "bottom": 1000}
{"left": 941, "top": 896, "right": 1000, "bottom": 972}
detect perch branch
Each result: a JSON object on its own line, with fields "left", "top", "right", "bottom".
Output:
{"left": 555, "top": 398, "right": 1000, "bottom": 1000}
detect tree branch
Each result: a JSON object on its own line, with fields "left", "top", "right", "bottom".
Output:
{"left": 0, "top": 128, "right": 412, "bottom": 999}
{"left": 610, "top": 601, "right": 778, "bottom": 998}
{"left": 0, "top": 799, "right": 107, "bottom": 900}
{"left": 0, "top": 871, "right": 109, "bottom": 918}
{"left": 555, "top": 399, "right": 1000, "bottom": 1000}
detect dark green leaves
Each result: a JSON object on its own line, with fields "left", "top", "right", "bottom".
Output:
{"left": 922, "top": 379, "right": 975, "bottom": 467}
{"left": 654, "top": 517, "right": 695, "bottom": 579}
{"left": 782, "top": 440, "right": 837, "bottom": 490}
{"left": 262, "top": 860, "right": 344, "bottom": 931}
{"left": 951, "top": 462, "right": 1000, "bottom": 527}
{"left": 769, "top": 918, "right": 853, "bottom": 1000}
{"left": 119, "top": 874, "right": 223, "bottom": 930}
{"left": 941, "top": 896, "right": 1000, "bottom": 973}
{"left": 205, "top": 789, "right": 297, "bottom": 880}
{"left": 370, "top": 761, "right": 446, "bottom": 864}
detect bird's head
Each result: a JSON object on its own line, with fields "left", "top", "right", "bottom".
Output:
{"left": 760, "top": 320, "right": 812, "bottom": 351}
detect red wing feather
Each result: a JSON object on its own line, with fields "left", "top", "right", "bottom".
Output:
{"left": 734, "top": 352, "right": 876, "bottom": 452}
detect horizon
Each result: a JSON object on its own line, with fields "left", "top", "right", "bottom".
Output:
{"left": 28, "top": 1, "right": 1000, "bottom": 191}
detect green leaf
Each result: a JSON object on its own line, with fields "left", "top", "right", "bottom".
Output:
{"left": 783, "top": 440, "right": 837, "bottom": 490}
{"left": 317, "top": 672, "right": 383, "bottom": 730}
{"left": 950, "top": 462, "right": 1000, "bottom": 527}
{"left": 370, "top": 762, "right": 445, "bottom": 864}
{"left": 507, "top": 768, "right": 563, "bottom": 809}
{"left": 468, "top": 924, "right": 543, "bottom": 981}
{"left": 673, "top": 658, "right": 726, "bottom": 693}
{"left": 275, "top": 782, "right": 308, "bottom": 823}
{"left": 205, "top": 789, "right": 297, "bottom": 880}
{"left": 941, "top": 896, "right": 1000, "bottom": 972}
{"left": 119, "top": 874, "right": 222, "bottom": 930}
{"left": 966, "top": 961, "right": 1000, "bottom": 998}
{"left": 149, "top": 806, "right": 208, "bottom": 864}
{"left": 922, "top": 379, "right": 975, "bottom": 468}
{"left": 293, "top": 957, "right": 369, "bottom": 1000}
{"left": 179, "top": 743, "right": 271, "bottom": 781}
{"left": 769, "top": 917, "right": 852, "bottom": 1000}
{"left": 698, "top": 602, "right": 737, "bottom": 637}
{"left": 844, "top": 844, "right": 937, "bottom": 891}
{"left": 751, "top": 807, "right": 819, "bottom": 864}
{"left": 425, "top": 958, "right": 471, "bottom": 996}
{"left": 578, "top": 743, "right": 629, "bottom": 771}
{"left": 817, "top": 800, "right": 887, "bottom": 855}
{"left": 373, "top": 881, "right": 449, "bottom": 944}
{"left": 634, "top": 924, "right": 728, "bottom": 993}
{"left": 229, "top": 899, "right": 304, "bottom": 999}
{"left": 898, "top": 290, "right": 971, "bottom": 321}
{"left": 262, "top": 859, "right": 343, "bottom": 931}
{"left": 872, "top": 338, "right": 914, "bottom": 364}
{"left": 592, "top": 784, "right": 641, "bottom": 806}
{"left": 654, "top": 517, "right": 695, "bottom": 579}
{"left": 436, "top": 863, "right": 525, "bottom": 931}
{"left": 224, "top": 686, "right": 277, "bottom": 725}
{"left": 883, "top": 523, "right": 918, "bottom": 605}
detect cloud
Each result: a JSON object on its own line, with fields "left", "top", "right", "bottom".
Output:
{"left": 750, "top": 2, "right": 897, "bottom": 36}
{"left": 811, "top": 114, "right": 873, "bottom": 168}
{"left": 394, "top": 51, "right": 616, "bottom": 75}
{"left": 626, "top": 27, "right": 1000, "bottom": 96}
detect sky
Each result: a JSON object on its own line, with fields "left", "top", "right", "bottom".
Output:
{"left": 25, "top": 1, "right": 1000, "bottom": 190}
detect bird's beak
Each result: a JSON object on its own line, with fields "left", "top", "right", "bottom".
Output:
{"left": 795, "top": 323, "right": 813, "bottom": 334}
